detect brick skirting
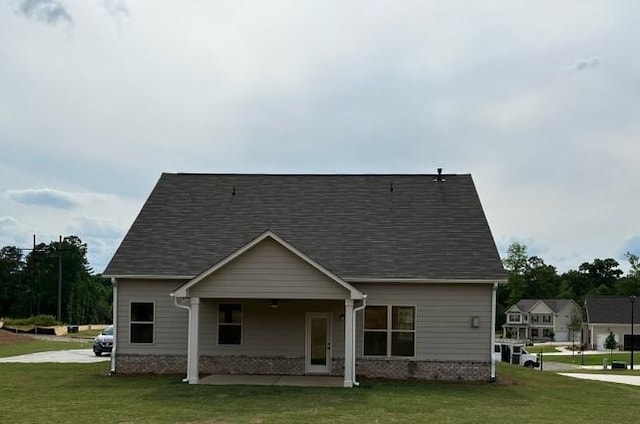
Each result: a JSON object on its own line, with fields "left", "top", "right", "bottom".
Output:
{"left": 116, "top": 354, "right": 490, "bottom": 381}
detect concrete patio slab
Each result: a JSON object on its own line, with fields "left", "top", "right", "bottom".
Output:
{"left": 200, "top": 374, "right": 344, "bottom": 387}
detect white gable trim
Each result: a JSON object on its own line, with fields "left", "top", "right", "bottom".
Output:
{"left": 171, "top": 230, "right": 364, "bottom": 300}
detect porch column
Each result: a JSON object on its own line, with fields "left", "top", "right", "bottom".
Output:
{"left": 188, "top": 297, "right": 200, "bottom": 384}
{"left": 344, "top": 299, "right": 354, "bottom": 388}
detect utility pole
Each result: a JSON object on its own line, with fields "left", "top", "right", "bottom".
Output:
{"left": 58, "top": 235, "right": 63, "bottom": 322}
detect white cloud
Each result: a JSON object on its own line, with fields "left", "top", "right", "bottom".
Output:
{"left": 1, "top": 1, "right": 640, "bottom": 274}
{"left": 7, "top": 188, "right": 81, "bottom": 209}
{"left": 12, "top": 0, "right": 73, "bottom": 26}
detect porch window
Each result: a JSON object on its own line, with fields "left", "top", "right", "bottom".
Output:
{"left": 364, "top": 305, "right": 415, "bottom": 357}
{"left": 218, "top": 304, "right": 242, "bottom": 345}
{"left": 130, "top": 302, "right": 154, "bottom": 344}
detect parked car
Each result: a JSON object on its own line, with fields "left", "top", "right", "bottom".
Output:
{"left": 93, "top": 325, "right": 113, "bottom": 356}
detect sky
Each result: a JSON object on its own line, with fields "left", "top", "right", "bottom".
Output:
{"left": 1, "top": 0, "right": 639, "bottom": 274}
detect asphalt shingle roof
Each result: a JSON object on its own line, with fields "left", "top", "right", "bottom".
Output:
{"left": 584, "top": 295, "right": 640, "bottom": 324}
{"left": 514, "top": 299, "right": 575, "bottom": 313}
{"left": 103, "top": 173, "right": 506, "bottom": 280}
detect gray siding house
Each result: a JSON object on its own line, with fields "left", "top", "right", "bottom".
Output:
{"left": 103, "top": 172, "right": 506, "bottom": 387}
{"left": 583, "top": 295, "right": 640, "bottom": 351}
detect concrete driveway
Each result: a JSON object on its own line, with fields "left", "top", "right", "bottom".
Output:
{"left": 0, "top": 349, "right": 110, "bottom": 363}
{"left": 559, "top": 373, "right": 640, "bottom": 387}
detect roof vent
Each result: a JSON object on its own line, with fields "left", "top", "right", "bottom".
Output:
{"left": 434, "top": 168, "right": 446, "bottom": 182}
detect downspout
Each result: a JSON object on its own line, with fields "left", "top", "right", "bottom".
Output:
{"left": 490, "top": 282, "right": 498, "bottom": 382}
{"left": 172, "top": 295, "right": 191, "bottom": 383}
{"left": 110, "top": 278, "right": 117, "bottom": 374}
{"left": 352, "top": 294, "right": 367, "bottom": 386}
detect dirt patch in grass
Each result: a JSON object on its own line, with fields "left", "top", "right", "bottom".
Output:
{"left": 0, "top": 329, "right": 35, "bottom": 344}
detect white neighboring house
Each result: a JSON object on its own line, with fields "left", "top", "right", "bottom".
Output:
{"left": 583, "top": 295, "right": 640, "bottom": 351}
{"left": 502, "top": 299, "right": 580, "bottom": 343}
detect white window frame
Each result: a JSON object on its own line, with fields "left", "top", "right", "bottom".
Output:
{"left": 129, "top": 301, "right": 155, "bottom": 344}
{"left": 363, "top": 305, "right": 416, "bottom": 358}
{"left": 508, "top": 313, "right": 521, "bottom": 323}
{"left": 217, "top": 303, "right": 243, "bottom": 346}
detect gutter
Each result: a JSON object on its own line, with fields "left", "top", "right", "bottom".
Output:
{"left": 172, "top": 294, "right": 191, "bottom": 383}
{"left": 490, "top": 282, "right": 498, "bottom": 382}
{"left": 110, "top": 278, "right": 117, "bottom": 374}
{"left": 351, "top": 294, "right": 368, "bottom": 386}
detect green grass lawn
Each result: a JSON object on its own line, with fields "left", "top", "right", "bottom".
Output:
{"left": 0, "top": 339, "right": 91, "bottom": 358}
{"left": 542, "top": 352, "right": 636, "bottom": 366}
{"left": 0, "top": 362, "right": 639, "bottom": 423}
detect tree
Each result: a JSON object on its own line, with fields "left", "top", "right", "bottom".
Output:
{"left": 2, "top": 236, "right": 112, "bottom": 324}
{"left": 522, "top": 256, "right": 559, "bottom": 299}
{"left": 617, "top": 252, "right": 640, "bottom": 296}
{"left": 604, "top": 331, "right": 618, "bottom": 365}
{"left": 0, "top": 246, "right": 27, "bottom": 317}
{"left": 567, "top": 306, "right": 583, "bottom": 355}
{"left": 503, "top": 242, "right": 528, "bottom": 306}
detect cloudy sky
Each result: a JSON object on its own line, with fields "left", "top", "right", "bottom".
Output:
{"left": 1, "top": 0, "right": 639, "bottom": 274}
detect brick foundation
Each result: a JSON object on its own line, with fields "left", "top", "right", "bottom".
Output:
{"left": 116, "top": 354, "right": 489, "bottom": 381}
{"left": 357, "top": 359, "right": 491, "bottom": 381}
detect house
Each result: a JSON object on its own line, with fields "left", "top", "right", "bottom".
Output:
{"left": 103, "top": 172, "right": 506, "bottom": 386}
{"left": 502, "top": 299, "right": 580, "bottom": 342}
{"left": 583, "top": 295, "right": 640, "bottom": 351}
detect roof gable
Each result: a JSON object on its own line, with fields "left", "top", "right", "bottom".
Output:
{"left": 172, "top": 231, "right": 363, "bottom": 300}
{"left": 104, "top": 173, "right": 506, "bottom": 281}
{"left": 512, "top": 298, "right": 577, "bottom": 314}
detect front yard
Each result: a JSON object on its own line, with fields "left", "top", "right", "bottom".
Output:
{"left": 0, "top": 359, "right": 639, "bottom": 423}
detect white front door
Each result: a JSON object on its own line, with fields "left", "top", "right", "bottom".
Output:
{"left": 305, "top": 313, "right": 332, "bottom": 374}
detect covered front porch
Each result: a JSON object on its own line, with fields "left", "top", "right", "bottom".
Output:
{"left": 170, "top": 231, "right": 365, "bottom": 387}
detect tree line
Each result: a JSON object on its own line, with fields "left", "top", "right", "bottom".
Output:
{"left": 0, "top": 236, "right": 111, "bottom": 324}
{"left": 498, "top": 241, "right": 640, "bottom": 328}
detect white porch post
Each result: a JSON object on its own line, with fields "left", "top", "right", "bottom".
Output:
{"left": 344, "top": 299, "right": 354, "bottom": 388}
{"left": 188, "top": 297, "right": 200, "bottom": 384}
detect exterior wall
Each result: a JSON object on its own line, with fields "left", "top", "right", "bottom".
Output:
{"left": 116, "top": 279, "right": 189, "bottom": 356}
{"left": 189, "top": 238, "right": 349, "bottom": 299}
{"left": 115, "top": 278, "right": 494, "bottom": 381}
{"left": 198, "top": 299, "right": 345, "bottom": 358}
{"left": 587, "top": 324, "right": 640, "bottom": 351}
{"left": 353, "top": 283, "right": 493, "bottom": 362}
{"left": 553, "top": 303, "right": 578, "bottom": 342}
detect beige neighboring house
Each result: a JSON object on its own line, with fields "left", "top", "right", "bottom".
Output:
{"left": 583, "top": 295, "right": 640, "bottom": 351}
{"left": 502, "top": 299, "right": 580, "bottom": 342}
{"left": 103, "top": 172, "right": 506, "bottom": 387}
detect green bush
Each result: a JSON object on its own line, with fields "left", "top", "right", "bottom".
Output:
{"left": 3, "top": 315, "right": 62, "bottom": 326}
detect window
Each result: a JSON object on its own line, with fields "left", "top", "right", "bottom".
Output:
{"left": 218, "top": 304, "right": 242, "bottom": 345}
{"left": 130, "top": 302, "right": 154, "bottom": 343}
{"left": 542, "top": 315, "right": 552, "bottom": 324}
{"left": 508, "top": 313, "right": 521, "bottom": 323}
{"left": 364, "top": 306, "right": 415, "bottom": 357}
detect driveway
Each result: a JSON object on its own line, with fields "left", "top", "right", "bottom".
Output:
{"left": 0, "top": 349, "right": 110, "bottom": 363}
{"left": 559, "top": 373, "right": 640, "bottom": 387}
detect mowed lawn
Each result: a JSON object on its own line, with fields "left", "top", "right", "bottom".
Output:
{"left": 1, "top": 360, "right": 640, "bottom": 424}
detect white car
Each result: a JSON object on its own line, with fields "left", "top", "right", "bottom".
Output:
{"left": 92, "top": 325, "right": 113, "bottom": 356}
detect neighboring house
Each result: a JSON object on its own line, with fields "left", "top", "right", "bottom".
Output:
{"left": 103, "top": 172, "right": 506, "bottom": 387}
{"left": 583, "top": 295, "right": 640, "bottom": 351}
{"left": 502, "top": 299, "right": 580, "bottom": 342}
